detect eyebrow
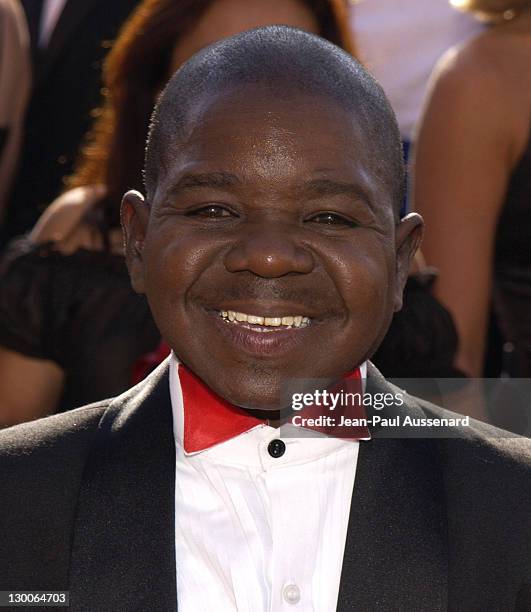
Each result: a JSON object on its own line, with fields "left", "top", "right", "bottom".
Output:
{"left": 166, "top": 171, "right": 241, "bottom": 195}
{"left": 301, "top": 178, "right": 372, "bottom": 207}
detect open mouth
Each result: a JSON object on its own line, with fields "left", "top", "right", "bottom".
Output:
{"left": 206, "top": 307, "right": 317, "bottom": 357}
{"left": 218, "top": 310, "right": 311, "bottom": 332}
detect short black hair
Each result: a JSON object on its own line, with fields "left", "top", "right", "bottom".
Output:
{"left": 145, "top": 26, "right": 404, "bottom": 218}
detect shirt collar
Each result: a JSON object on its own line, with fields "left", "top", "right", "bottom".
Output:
{"left": 170, "top": 353, "right": 368, "bottom": 455}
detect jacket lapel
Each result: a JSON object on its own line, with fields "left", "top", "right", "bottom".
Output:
{"left": 336, "top": 365, "right": 448, "bottom": 611}
{"left": 68, "top": 359, "right": 177, "bottom": 611}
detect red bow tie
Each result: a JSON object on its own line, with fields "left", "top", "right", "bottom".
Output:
{"left": 178, "top": 364, "right": 369, "bottom": 454}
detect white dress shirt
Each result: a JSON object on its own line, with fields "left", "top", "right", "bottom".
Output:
{"left": 170, "top": 355, "right": 368, "bottom": 611}
{"left": 39, "top": 0, "right": 67, "bottom": 47}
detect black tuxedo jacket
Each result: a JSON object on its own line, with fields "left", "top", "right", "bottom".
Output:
{"left": 1, "top": 361, "right": 530, "bottom": 611}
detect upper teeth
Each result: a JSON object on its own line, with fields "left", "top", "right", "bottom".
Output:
{"left": 220, "top": 310, "right": 310, "bottom": 328}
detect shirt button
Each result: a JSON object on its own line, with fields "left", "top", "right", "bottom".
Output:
{"left": 267, "top": 438, "right": 286, "bottom": 458}
{"left": 283, "top": 584, "right": 301, "bottom": 605}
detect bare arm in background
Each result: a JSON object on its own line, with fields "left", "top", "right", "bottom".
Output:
{"left": 413, "top": 28, "right": 531, "bottom": 377}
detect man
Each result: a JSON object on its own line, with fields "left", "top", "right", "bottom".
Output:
{"left": 1, "top": 0, "right": 139, "bottom": 243}
{"left": 1, "top": 27, "right": 530, "bottom": 611}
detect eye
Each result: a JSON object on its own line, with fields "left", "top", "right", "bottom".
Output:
{"left": 306, "top": 212, "right": 358, "bottom": 227}
{"left": 186, "top": 204, "right": 236, "bottom": 219}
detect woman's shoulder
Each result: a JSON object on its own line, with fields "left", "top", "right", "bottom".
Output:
{"left": 424, "top": 30, "right": 530, "bottom": 163}
{"left": 433, "top": 27, "right": 531, "bottom": 97}
{"left": 29, "top": 184, "right": 112, "bottom": 253}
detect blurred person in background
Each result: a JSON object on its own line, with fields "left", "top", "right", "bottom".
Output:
{"left": 413, "top": 0, "right": 531, "bottom": 378}
{"left": 0, "top": 0, "right": 140, "bottom": 244}
{"left": 0, "top": 0, "right": 354, "bottom": 426}
{"left": 0, "top": 0, "right": 30, "bottom": 217}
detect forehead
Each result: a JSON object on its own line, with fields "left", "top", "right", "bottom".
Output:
{"left": 155, "top": 86, "right": 393, "bottom": 215}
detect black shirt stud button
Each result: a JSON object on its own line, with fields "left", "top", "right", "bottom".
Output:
{"left": 268, "top": 439, "right": 286, "bottom": 458}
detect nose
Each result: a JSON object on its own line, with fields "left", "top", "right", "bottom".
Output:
{"left": 224, "top": 224, "right": 314, "bottom": 278}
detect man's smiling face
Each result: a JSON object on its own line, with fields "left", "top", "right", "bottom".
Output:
{"left": 123, "top": 85, "right": 421, "bottom": 410}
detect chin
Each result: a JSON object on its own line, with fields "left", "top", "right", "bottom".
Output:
{"left": 224, "top": 388, "right": 283, "bottom": 412}
{"left": 211, "top": 372, "right": 283, "bottom": 411}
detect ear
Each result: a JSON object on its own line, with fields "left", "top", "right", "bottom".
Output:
{"left": 121, "top": 190, "right": 150, "bottom": 294}
{"left": 393, "top": 212, "right": 424, "bottom": 312}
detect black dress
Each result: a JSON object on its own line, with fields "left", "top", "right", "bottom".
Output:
{"left": 0, "top": 239, "right": 160, "bottom": 412}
